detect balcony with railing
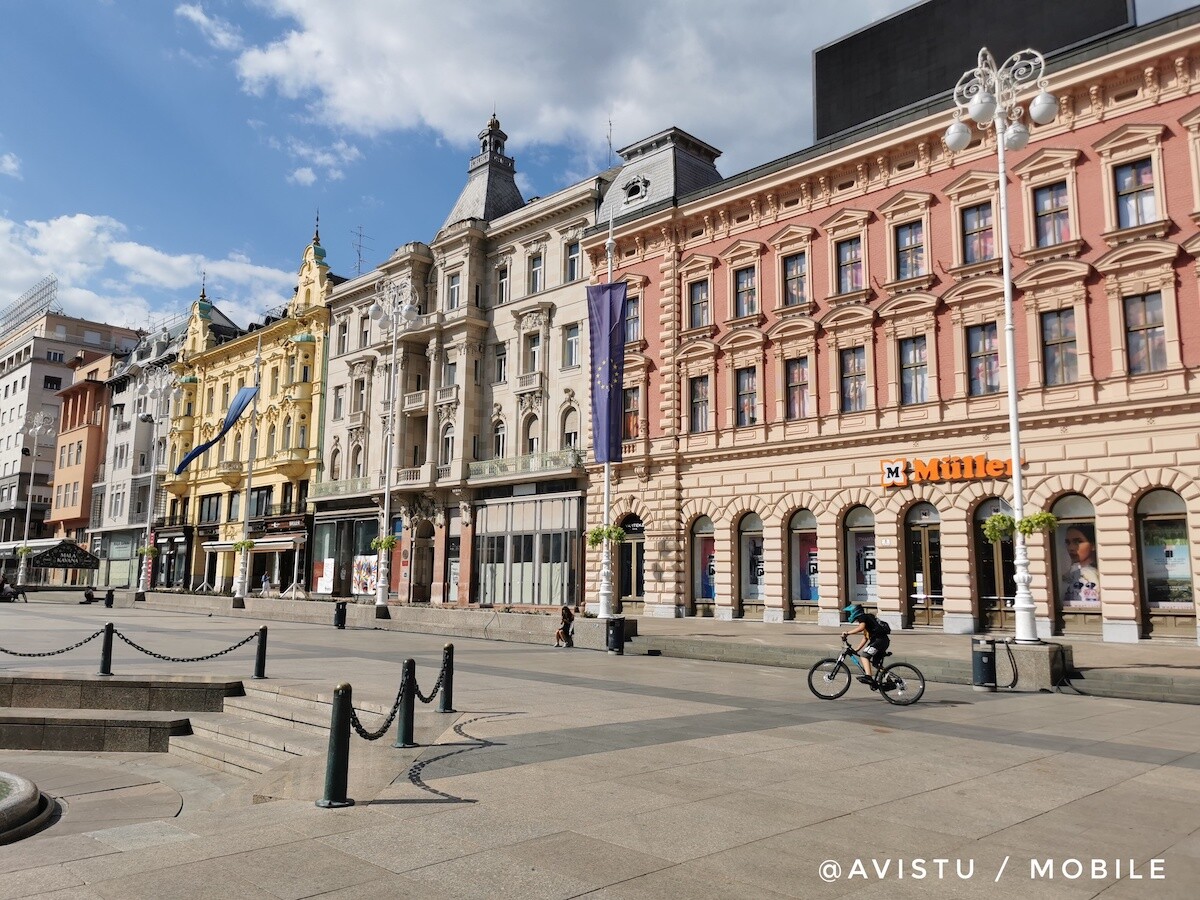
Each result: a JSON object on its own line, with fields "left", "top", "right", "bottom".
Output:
{"left": 515, "top": 372, "right": 544, "bottom": 394}
{"left": 152, "top": 514, "right": 191, "bottom": 528}
{"left": 402, "top": 390, "right": 427, "bottom": 414}
{"left": 248, "top": 500, "right": 310, "bottom": 521}
{"left": 435, "top": 384, "right": 459, "bottom": 405}
{"left": 468, "top": 448, "right": 585, "bottom": 482}
{"left": 115, "top": 418, "right": 132, "bottom": 432}
{"left": 309, "top": 475, "right": 372, "bottom": 500}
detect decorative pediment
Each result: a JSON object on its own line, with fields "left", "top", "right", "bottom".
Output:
{"left": 943, "top": 170, "right": 999, "bottom": 201}
{"left": 621, "top": 272, "right": 650, "bottom": 290}
{"left": 764, "top": 315, "right": 817, "bottom": 342}
{"left": 818, "top": 304, "right": 875, "bottom": 331}
{"left": 1092, "top": 123, "right": 1165, "bottom": 158}
{"left": 677, "top": 338, "right": 719, "bottom": 362}
{"left": 679, "top": 253, "right": 718, "bottom": 277}
{"left": 941, "top": 274, "right": 1004, "bottom": 307}
{"left": 877, "top": 190, "right": 935, "bottom": 221}
{"left": 1094, "top": 239, "right": 1179, "bottom": 275}
{"left": 1182, "top": 232, "right": 1200, "bottom": 258}
{"left": 716, "top": 328, "right": 766, "bottom": 352}
{"left": 766, "top": 224, "right": 816, "bottom": 253}
{"left": 1013, "top": 259, "right": 1092, "bottom": 290}
{"left": 876, "top": 291, "right": 938, "bottom": 320}
{"left": 718, "top": 240, "right": 765, "bottom": 264}
{"left": 1011, "top": 147, "right": 1081, "bottom": 181}
{"left": 1179, "top": 105, "right": 1200, "bottom": 133}
{"left": 820, "top": 207, "right": 871, "bottom": 235}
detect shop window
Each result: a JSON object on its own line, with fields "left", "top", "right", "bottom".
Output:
{"left": 692, "top": 515, "right": 716, "bottom": 603}
{"left": 905, "top": 502, "right": 943, "bottom": 627}
{"left": 975, "top": 498, "right": 1015, "bottom": 629}
{"left": 739, "top": 512, "right": 764, "bottom": 603}
{"left": 844, "top": 505, "right": 877, "bottom": 608}
{"left": 618, "top": 514, "right": 645, "bottom": 605}
{"left": 1137, "top": 490, "right": 1194, "bottom": 613}
{"left": 789, "top": 509, "right": 818, "bottom": 607}
{"left": 1052, "top": 494, "right": 1099, "bottom": 615}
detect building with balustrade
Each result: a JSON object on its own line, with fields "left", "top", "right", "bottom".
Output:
{"left": 162, "top": 234, "right": 332, "bottom": 592}
{"left": 579, "top": 7, "right": 1200, "bottom": 644}
{"left": 311, "top": 116, "right": 611, "bottom": 605}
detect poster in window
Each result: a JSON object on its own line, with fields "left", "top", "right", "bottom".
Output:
{"left": 699, "top": 537, "right": 715, "bottom": 599}
{"left": 313, "top": 558, "right": 334, "bottom": 594}
{"left": 1141, "top": 519, "right": 1193, "bottom": 609}
{"left": 745, "top": 536, "right": 764, "bottom": 599}
{"left": 1056, "top": 523, "right": 1099, "bottom": 608}
{"left": 792, "top": 532, "right": 818, "bottom": 603}
{"left": 852, "top": 533, "right": 877, "bottom": 604}
{"left": 351, "top": 555, "right": 378, "bottom": 595}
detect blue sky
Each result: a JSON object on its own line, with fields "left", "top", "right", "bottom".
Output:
{"left": 0, "top": 1, "right": 1193, "bottom": 330}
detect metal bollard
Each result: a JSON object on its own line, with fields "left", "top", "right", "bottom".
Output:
{"left": 253, "top": 626, "right": 268, "bottom": 680}
{"left": 972, "top": 637, "right": 997, "bottom": 692}
{"left": 438, "top": 643, "right": 456, "bottom": 714}
{"left": 393, "top": 658, "right": 417, "bottom": 748}
{"left": 98, "top": 622, "right": 114, "bottom": 677}
{"left": 316, "top": 682, "right": 355, "bottom": 808}
{"left": 333, "top": 601, "right": 348, "bottom": 630}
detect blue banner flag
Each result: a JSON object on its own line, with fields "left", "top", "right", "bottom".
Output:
{"left": 587, "top": 282, "right": 628, "bottom": 464}
{"left": 174, "top": 386, "right": 258, "bottom": 475}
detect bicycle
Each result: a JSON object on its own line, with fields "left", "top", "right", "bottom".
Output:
{"left": 807, "top": 637, "right": 925, "bottom": 706}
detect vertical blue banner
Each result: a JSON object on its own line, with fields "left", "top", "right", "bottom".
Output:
{"left": 587, "top": 282, "right": 627, "bottom": 464}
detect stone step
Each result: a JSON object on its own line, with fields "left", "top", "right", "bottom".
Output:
{"left": 187, "top": 711, "right": 328, "bottom": 761}
{"left": 168, "top": 731, "right": 281, "bottom": 779}
{"left": 222, "top": 694, "right": 331, "bottom": 736}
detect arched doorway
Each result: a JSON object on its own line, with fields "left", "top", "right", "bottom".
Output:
{"left": 843, "top": 506, "right": 877, "bottom": 612}
{"left": 617, "top": 514, "right": 645, "bottom": 612}
{"left": 411, "top": 520, "right": 435, "bottom": 603}
{"left": 1137, "top": 489, "right": 1195, "bottom": 639}
{"left": 905, "top": 502, "right": 943, "bottom": 627}
{"left": 1052, "top": 494, "right": 1099, "bottom": 635}
{"left": 976, "top": 498, "right": 1015, "bottom": 632}
{"left": 691, "top": 515, "right": 716, "bottom": 616}
{"left": 739, "top": 512, "right": 764, "bottom": 618}
{"left": 788, "top": 509, "right": 818, "bottom": 622}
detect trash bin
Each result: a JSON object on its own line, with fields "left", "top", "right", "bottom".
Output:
{"left": 972, "top": 636, "right": 996, "bottom": 692}
{"left": 333, "top": 601, "right": 348, "bottom": 630}
{"left": 605, "top": 616, "right": 625, "bottom": 655}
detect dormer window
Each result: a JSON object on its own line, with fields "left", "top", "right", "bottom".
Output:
{"left": 622, "top": 176, "right": 650, "bottom": 204}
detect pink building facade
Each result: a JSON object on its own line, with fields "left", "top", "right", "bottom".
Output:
{"left": 583, "top": 15, "right": 1200, "bottom": 643}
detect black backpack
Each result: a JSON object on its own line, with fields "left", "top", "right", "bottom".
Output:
{"left": 863, "top": 612, "right": 891, "bottom": 638}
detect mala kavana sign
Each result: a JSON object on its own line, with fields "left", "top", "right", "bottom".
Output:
{"left": 29, "top": 542, "right": 101, "bottom": 570}
{"left": 881, "top": 454, "right": 1020, "bottom": 488}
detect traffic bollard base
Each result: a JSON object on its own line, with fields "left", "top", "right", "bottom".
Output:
{"left": 315, "top": 798, "right": 355, "bottom": 809}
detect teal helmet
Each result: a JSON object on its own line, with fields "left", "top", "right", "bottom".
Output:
{"left": 844, "top": 603, "right": 864, "bottom": 623}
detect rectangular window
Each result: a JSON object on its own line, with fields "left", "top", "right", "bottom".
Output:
{"left": 669, "top": 283, "right": 698, "bottom": 340}
{"left": 565, "top": 242, "right": 581, "bottom": 282}
{"left": 962, "top": 202, "right": 994, "bottom": 264}
{"left": 622, "top": 387, "right": 640, "bottom": 440}
{"left": 895, "top": 222, "right": 924, "bottom": 280}
{"left": 785, "top": 357, "right": 810, "bottom": 420}
{"left": 198, "top": 494, "right": 221, "bottom": 523}
{"left": 624, "top": 296, "right": 641, "bottom": 343}
{"left": 494, "top": 344, "right": 507, "bottom": 383}
{"left": 900, "top": 336, "right": 928, "bottom": 405}
{"left": 689, "top": 375, "right": 709, "bottom": 433}
{"left": 1034, "top": 181, "right": 1071, "bottom": 247}
{"left": 228, "top": 492, "right": 240, "bottom": 522}
{"left": 837, "top": 237, "right": 863, "bottom": 294}
{"left": 1040, "top": 309, "right": 1078, "bottom": 386}
{"left": 563, "top": 324, "right": 579, "bottom": 368}
{"left": 528, "top": 254, "right": 543, "bottom": 294}
{"left": 337, "top": 321, "right": 348, "bottom": 355}
{"left": 359, "top": 315, "right": 370, "bottom": 348}
{"left": 734, "top": 267, "right": 757, "bottom": 317}
{"left": 1125, "top": 292, "right": 1167, "bottom": 375}
{"left": 1115, "top": 158, "right": 1156, "bottom": 229}
{"left": 47, "top": 350, "right": 65, "bottom": 363}
{"left": 525, "top": 333, "right": 540, "bottom": 373}
{"left": 43, "top": 376, "right": 62, "bottom": 391}
{"left": 736, "top": 366, "right": 757, "bottom": 426}
{"left": 783, "top": 253, "right": 807, "bottom": 307}
{"left": 351, "top": 377, "right": 366, "bottom": 413}
{"left": 332, "top": 386, "right": 344, "bottom": 420}
{"left": 250, "top": 486, "right": 272, "bottom": 517}
{"left": 496, "top": 266, "right": 509, "bottom": 304}
{"left": 446, "top": 273, "right": 461, "bottom": 310}
{"left": 840, "top": 346, "right": 866, "bottom": 412}
{"left": 968, "top": 323, "right": 1000, "bottom": 396}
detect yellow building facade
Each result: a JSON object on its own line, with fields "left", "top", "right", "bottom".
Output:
{"left": 162, "top": 234, "right": 333, "bottom": 592}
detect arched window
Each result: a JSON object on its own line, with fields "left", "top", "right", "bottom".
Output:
{"left": 298, "top": 424, "right": 307, "bottom": 448}
{"left": 282, "top": 416, "right": 293, "bottom": 449}
{"left": 844, "top": 505, "right": 877, "bottom": 609}
{"left": 492, "top": 421, "right": 506, "bottom": 459}
{"left": 789, "top": 509, "right": 818, "bottom": 608}
{"left": 524, "top": 415, "right": 540, "bottom": 454}
{"left": 1137, "top": 489, "right": 1194, "bottom": 637}
{"left": 233, "top": 432, "right": 242, "bottom": 461}
{"left": 441, "top": 424, "right": 455, "bottom": 465}
{"left": 691, "top": 515, "right": 716, "bottom": 605}
{"left": 561, "top": 408, "right": 579, "bottom": 449}
{"left": 329, "top": 448, "right": 342, "bottom": 481}
{"left": 266, "top": 425, "right": 277, "bottom": 456}
{"left": 351, "top": 445, "right": 364, "bottom": 478}
{"left": 739, "top": 512, "right": 764, "bottom": 603}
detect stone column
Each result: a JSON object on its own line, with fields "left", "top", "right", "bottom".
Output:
{"left": 430, "top": 506, "right": 448, "bottom": 605}
{"left": 457, "top": 500, "right": 474, "bottom": 606}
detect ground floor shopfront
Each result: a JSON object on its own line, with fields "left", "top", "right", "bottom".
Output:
{"left": 595, "top": 413, "right": 1200, "bottom": 645}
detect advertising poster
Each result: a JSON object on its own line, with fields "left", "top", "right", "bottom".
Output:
{"left": 700, "top": 537, "right": 715, "bottom": 599}
{"left": 1056, "top": 523, "right": 1099, "bottom": 608}
{"left": 1141, "top": 520, "right": 1193, "bottom": 609}
{"left": 791, "top": 533, "right": 818, "bottom": 604}
{"left": 744, "top": 536, "right": 764, "bottom": 600}
{"left": 351, "top": 555, "right": 378, "bottom": 595}
{"left": 313, "top": 558, "right": 334, "bottom": 594}
{"left": 853, "top": 533, "right": 877, "bottom": 604}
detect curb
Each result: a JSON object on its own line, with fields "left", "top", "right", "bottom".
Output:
{"left": 0, "top": 772, "right": 56, "bottom": 844}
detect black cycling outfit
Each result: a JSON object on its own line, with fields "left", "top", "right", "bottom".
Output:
{"left": 859, "top": 613, "right": 890, "bottom": 666}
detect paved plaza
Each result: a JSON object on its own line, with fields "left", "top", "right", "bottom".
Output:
{"left": 1, "top": 598, "right": 1199, "bottom": 898}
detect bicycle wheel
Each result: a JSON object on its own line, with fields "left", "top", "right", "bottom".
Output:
{"left": 807, "top": 659, "right": 852, "bottom": 700}
{"left": 879, "top": 663, "right": 925, "bottom": 705}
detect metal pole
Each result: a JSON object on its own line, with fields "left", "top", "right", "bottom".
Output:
{"left": 438, "top": 643, "right": 455, "bottom": 713}
{"left": 16, "top": 431, "right": 38, "bottom": 588}
{"left": 98, "top": 622, "right": 114, "bottom": 676}
{"left": 393, "top": 658, "right": 416, "bottom": 748}
{"left": 376, "top": 290, "right": 401, "bottom": 613}
{"left": 596, "top": 214, "right": 616, "bottom": 620}
{"left": 316, "top": 682, "right": 354, "bottom": 808}
{"left": 233, "top": 339, "right": 263, "bottom": 608}
{"left": 253, "top": 625, "right": 268, "bottom": 679}
{"left": 137, "top": 369, "right": 169, "bottom": 601}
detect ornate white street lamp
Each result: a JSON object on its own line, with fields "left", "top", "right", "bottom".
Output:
{"left": 231, "top": 338, "right": 263, "bottom": 607}
{"left": 135, "top": 364, "right": 176, "bottom": 600}
{"left": 596, "top": 224, "right": 618, "bottom": 621}
{"left": 945, "top": 48, "right": 1058, "bottom": 643}
{"left": 16, "top": 411, "right": 56, "bottom": 586}
{"left": 369, "top": 278, "right": 419, "bottom": 612}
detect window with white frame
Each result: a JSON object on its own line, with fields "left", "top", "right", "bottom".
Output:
{"left": 837, "top": 237, "right": 863, "bottom": 294}
{"left": 688, "top": 280, "right": 710, "bottom": 328}
{"left": 337, "top": 321, "right": 348, "bottom": 355}
{"left": 525, "top": 333, "right": 540, "bottom": 373}
{"left": 734, "top": 267, "right": 757, "bottom": 317}
{"left": 624, "top": 295, "right": 641, "bottom": 343}
{"left": 563, "top": 324, "right": 579, "bottom": 368}
{"left": 332, "top": 386, "right": 344, "bottom": 420}
{"left": 494, "top": 343, "right": 507, "bottom": 383}
{"left": 736, "top": 366, "right": 756, "bottom": 426}
{"left": 840, "top": 347, "right": 866, "bottom": 412}
{"left": 528, "top": 254, "right": 543, "bottom": 294}
{"left": 359, "top": 315, "right": 370, "bottom": 349}
{"left": 1041, "top": 308, "right": 1078, "bottom": 386}
{"left": 565, "top": 242, "right": 581, "bottom": 282}
{"left": 496, "top": 266, "right": 509, "bottom": 305}
{"left": 962, "top": 203, "right": 994, "bottom": 264}
{"left": 351, "top": 377, "right": 366, "bottom": 413}
{"left": 689, "top": 375, "right": 709, "bottom": 432}
{"left": 1125, "top": 292, "right": 1167, "bottom": 375}
{"left": 968, "top": 323, "right": 1000, "bottom": 396}
{"left": 785, "top": 357, "right": 810, "bottom": 419}
{"left": 622, "top": 387, "right": 640, "bottom": 439}
{"left": 1034, "top": 181, "right": 1071, "bottom": 247}
{"left": 899, "top": 336, "right": 927, "bottom": 405}
{"left": 895, "top": 222, "right": 924, "bottom": 281}
{"left": 783, "top": 253, "right": 807, "bottom": 307}
{"left": 441, "top": 425, "right": 455, "bottom": 465}
{"left": 446, "top": 273, "right": 461, "bottom": 310}
{"left": 493, "top": 421, "right": 506, "bottom": 458}
{"left": 1114, "top": 159, "right": 1156, "bottom": 229}
{"left": 562, "top": 408, "right": 579, "bottom": 449}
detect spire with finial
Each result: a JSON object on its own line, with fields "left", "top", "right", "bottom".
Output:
{"left": 313, "top": 209, "right": 321, "bottom": 246}
{"left": 199, "top": 270, "right": 207, "bottom": 301}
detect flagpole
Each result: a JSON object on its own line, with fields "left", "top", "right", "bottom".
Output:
{"left": 232, "top": 337, "right": 262, "bottom": 608}
{"left": 597, "top": 212, "right": 616, "bottom": 620}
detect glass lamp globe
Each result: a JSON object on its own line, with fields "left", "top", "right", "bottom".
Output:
{"left": 968, "top": 90, "right": 997, "bottom": 124}
{"left": 1004, "top": 121, "right": 1030, "bottom": 151}
{"left": 1028, "top": 90, "right": 1058, "bottom": 125}
{"left": 944, "top": 120, "right": 972, "bottom": 153}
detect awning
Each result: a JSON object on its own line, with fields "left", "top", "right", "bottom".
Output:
{"left": 28, "top": 541, "right": 101, "bottom": 570}
{"left": 202, "top": 534, "right": 306, "bottom": 553}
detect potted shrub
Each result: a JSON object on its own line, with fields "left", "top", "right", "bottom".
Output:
{"left": 983, "top": 511, "right": 1057, "bottom": 544}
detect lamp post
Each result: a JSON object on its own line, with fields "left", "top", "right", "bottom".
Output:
{"left": 596, "top": 218, "right": 617, "bottom": 620}
{"left": 945, "top": 48, "right": 1058, "bottom": 644}
{"left": 231, "top": 338, "right": 263, "bottom": 607}
{"left": 16, "top": 411, "right": 56, "bottom": 587}
{"left": 369, "top": 278, "right": 419, "bottom": 613}
{"left": 135, "top": 365, "right": 175, "bottom": 600}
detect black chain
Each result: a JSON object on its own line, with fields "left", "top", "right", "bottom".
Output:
{"left": 0, "top": 629, "right": 105, "bottom": 658}
{"left": 114, "top": 629, "right": 258, "bottom": 663}
{"left": 349, "top": 668, "right": 409, "bottom": 741}
{"left": 414, "top": 662, "right": 445, "bottom": 704}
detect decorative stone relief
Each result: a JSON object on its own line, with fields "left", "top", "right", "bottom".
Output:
{"left": 1145, "top": 65, "right": 1160, "bottom": 99}
{"left": 1175, "top": 55, "right": 1191, "bottom": 87}
{"left": 518, "top": 391, "right": 544, "bottom": 413}
{"left": 437, "top": 401, "right": 459, "bottom": 424}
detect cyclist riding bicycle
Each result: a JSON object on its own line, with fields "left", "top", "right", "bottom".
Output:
{"left": 841, "top": 603, "right": 890, "bottom": 689}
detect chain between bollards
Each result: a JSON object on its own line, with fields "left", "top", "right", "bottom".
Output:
{"left": 253, "top": 626, "right": 268, "bottom": 679}
{"left": 316, "top": 682, "right": 354, "bottom": 809}
{"left": 394, "top": 658, "right": 416, "bottom": 748}
{"left": 98, "top": 622, "right": 114, "bottom": 677}
{"left": 438, "top": 643, "right": 455, "bottom": 713}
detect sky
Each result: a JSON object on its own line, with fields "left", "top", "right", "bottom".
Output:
{"left": 0, "top": 1, "right": 1194, "bottom": 331}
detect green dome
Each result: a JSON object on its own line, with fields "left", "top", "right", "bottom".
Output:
{"left": 292, "top": 332, "right": 317, "bottom": 343}
{"left": 179, "top": 375, "right": 200, "bottom": 384}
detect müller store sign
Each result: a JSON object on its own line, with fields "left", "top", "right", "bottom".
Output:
{"left": 881, "top": 454, "right": 1020, "bottom": 488}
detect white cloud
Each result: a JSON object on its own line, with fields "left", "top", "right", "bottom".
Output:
{"left": 0, "top": 212, "right": 294, "bottom": 328}
{"left": 232, "top": 0, "right": 919, "bottom": 176}
{"left": 176, "top": 3, "right": 244, "bottom": 53}
{"left": 0, "top": 153, "right": 20, "bottom": 179}
{"left": 287, "top": 167, "right": 317, "bottom": 186}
